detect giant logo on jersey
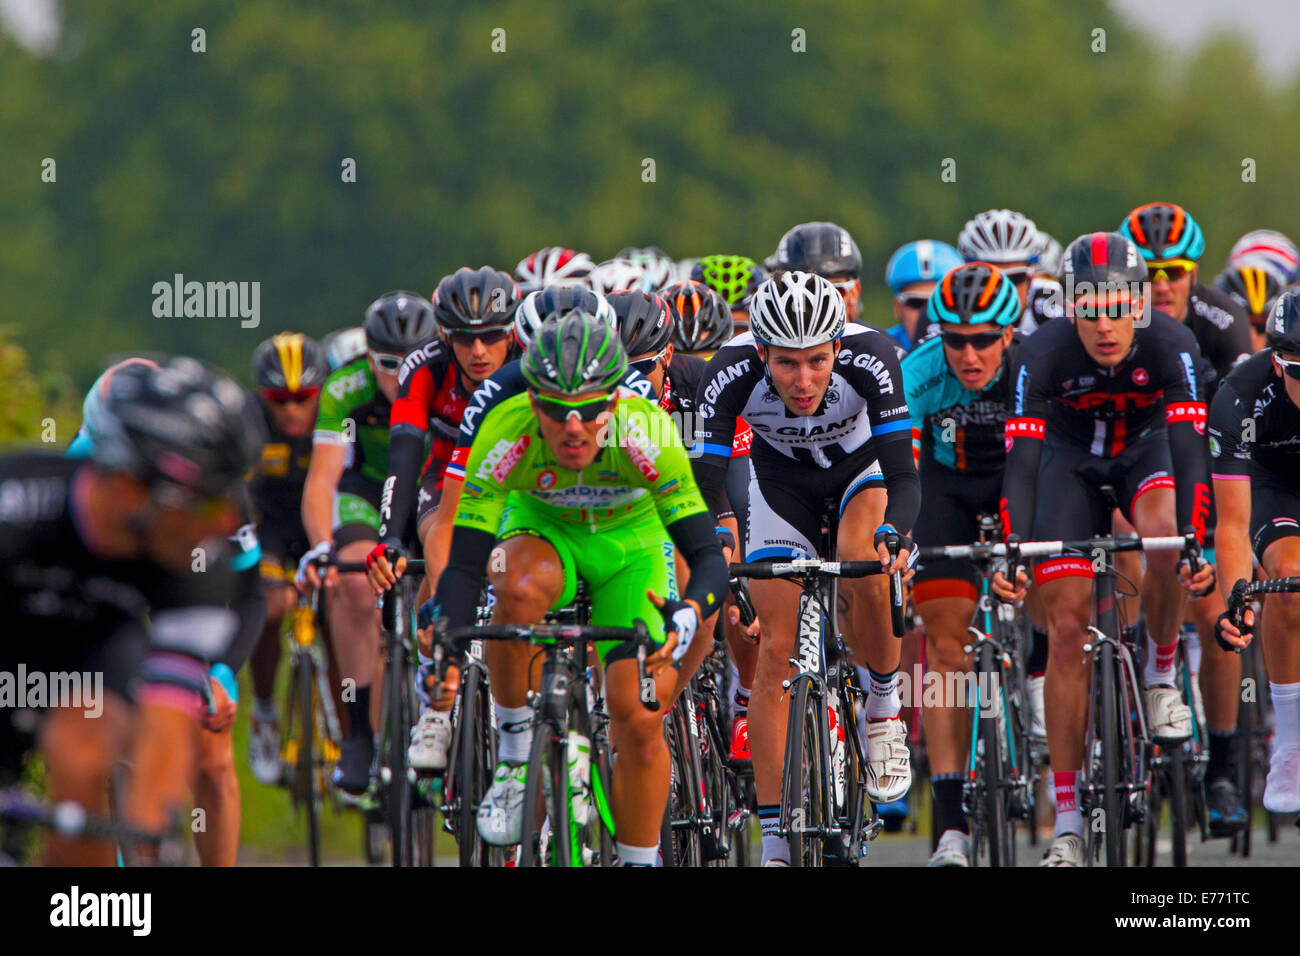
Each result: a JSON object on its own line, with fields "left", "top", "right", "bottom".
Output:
{"left": 837, "top": 350, "right": 895, "bottom": 394}
{"left": 701, "top": 360, "right": 751, "bottom": 407}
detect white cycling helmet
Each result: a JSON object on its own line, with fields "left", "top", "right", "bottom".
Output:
{"left": 514, "top": 286, "right": 616, "bottom": 348}
{"left": 748, "top": 271, "right": 845, "bottom": 349}
{"left": 513, "top": 247, "right": 596, "bottom": 294}
{"left": 957, "top": 209, "right": 1047, "bottom": 265}
{"left": 587, "top": 257, "right": 648, "bottom": 296}
{"left": 618, "top": 248, "right": 676, "bottom": 292}
{"left": 1034, "top": 234, "right": 1063, "bottom": 278}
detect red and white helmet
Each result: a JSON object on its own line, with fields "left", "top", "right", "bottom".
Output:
{"left": 514, "top": 247, "right": 596, "bottom": 294}
{"left": 587, "top": 258, "right": 648, "bottom": 296}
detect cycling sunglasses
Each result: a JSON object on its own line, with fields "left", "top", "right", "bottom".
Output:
{"left": 1001, "top": 266, "right": 1033, "bottom": 285}
{"left": 448, "top": 328, "right": 512, "bottom": 349}
{"left": 1147, "top": 260, "right": 1196, "bottom": 283}
{"left": 629, "top": 346, "right": 669, "bottom": 377}
{"left": 940, "top": 330, "right": 1004, "bottom": 351}
{"left": 261, "top": 386, "right": 321, "bottom": 405}
{"left": 895, "top": 293, "right": 930, "bottom": 311}
{"left": 532, "top": 392, "right": 614, "bottom": 423}
{"left": 369, "top": 350, "right": 405, "bottom": 374}
{"left": 1273, "top": 353, "right": 1300, "bottom": 381}
{"left": 1071, "top": 297, "right": 1137, "bottom": 321}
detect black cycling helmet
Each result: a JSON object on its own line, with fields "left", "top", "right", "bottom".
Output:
{"left": 773, "top": 222, "right": 862, "bottom": 278}
{"left": 92, "top": 356, "right": 265, "bottom": 500}
{"left": 663, "top": 280, "right": 734, "bottom": 352}
{"left": 252, "top": 332, "right": 330, "bottom": 391}
{"left": 432, "top": 266, "right": 521, "bottom": 331}
{"left": 363, "top": 291, "right": 438, "bottom": 354}
{"left": 1061, "top": 232, "right": 1147, "bottom": 292}
{"left": 1266, "top": 289, "right": 1300, "bottom": 354}
{"left": 609, "top": 291, "right": 673, "bottom": 357}
{"left": 521, "top": 311, "right": 627, "bottom": 396}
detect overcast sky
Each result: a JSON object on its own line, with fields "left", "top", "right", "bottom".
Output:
{"left": 3, "top": 0, "right": 1298, "bottom": 83}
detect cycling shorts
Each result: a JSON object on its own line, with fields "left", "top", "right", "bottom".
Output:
{"left": 742, "top": 443, "right": 883, "bottom": 562}
{"left": 912, "top": 467, "right": 1003, "bottom": 604}
{"left": 415, "top": 463, "right": 443, "bottom": 532}
{"left": 1249, "top": 472, "right": 1300, "bottom": 563}
{"left": 497, "top": 493, "right": 677, "bottom": 665}
{"left": 258, "top": 518, "right": 310, "bottom": 583}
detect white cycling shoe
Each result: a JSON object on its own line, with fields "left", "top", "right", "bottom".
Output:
{"left": 1041, "top": 832, "right": 1085, "bottom": 867}
{"left": 1263, "top": 746, "right": 1300, "bottom": 813}
{"left": 928, "top": 829, "right": 971, "bottom": 867}
{"left": 408, "top": 709, "right": 452, "bottom": 771}
{"left": 477, "top": 762, "right": 528, "bottom": 846}
{"left": 864, "top": 718, "right": 912, "bottom": 803}
{"left": 248, "top": 711, "right": 282, "bottom": 786}
{"left": 1145, "top": 685, "right": 1192, "bottom": 742}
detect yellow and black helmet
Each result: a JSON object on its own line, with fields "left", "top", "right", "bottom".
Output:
{"left": 252, "top": 332, "right": 330, "bottom": 392}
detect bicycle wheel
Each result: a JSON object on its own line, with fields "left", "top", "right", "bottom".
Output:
{"left": 783, "top": 676, "right": 825, "bottom": 867}
{"left": 454, "top": 666, "right": 497, "bottom": 867}
{"left": 1097, "top": 641, "right": 1127, "bottom": 867}
{"left": 661, "top": 701, "right": 702, "bottom": 867}
{"left": 297, "top": 652, "right": 321, "bottom": 867}
{"left": 520, "top": 726, "right": 569, "bottom": 867}
{"left": 385, "top": 648, "right": 414, "bottom": 867}
{"left": 1167, "top": 744, "right": 1188, "bottom": 867}
{"left": 974, "top": 642, "right": 1013, "bottom": 867}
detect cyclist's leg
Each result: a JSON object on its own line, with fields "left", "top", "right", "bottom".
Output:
{"left": 1111, "top": 510, "right": 1144, "bottom": 634}
{"left": 1255, "top": 495, "right": 1300, "bottom": 810}
{"left": 248, "top": 544, "right": 296, "bottom": 782}
{"left": 193, "top": 719, "right": 239, "bottom": 866}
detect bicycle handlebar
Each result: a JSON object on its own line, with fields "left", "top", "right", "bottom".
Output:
{"left": 918, "top": 534, "right": 1193, "bottom": 561}
{"left": 1228, "top": 576, "right": 1300, "bottom": 622}
{"left": 728, "top": 557, "right": 905, "bottom": 638}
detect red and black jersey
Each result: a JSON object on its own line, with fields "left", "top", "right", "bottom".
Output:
{"left": 662, "top": 354, "right": 751, "bottom": 456}
{"left": 380, "top": 340, "right": 473, "bottom": 542}
{"left": 1001, "top": 309, "right": 1213, "bottom": 542}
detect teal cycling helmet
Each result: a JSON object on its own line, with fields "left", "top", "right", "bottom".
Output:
{"left": 1118, "top": 202, "right": 1205, "bottom": 262}
{"left": 885, "top": 240, "right": 964, "bottom": 293}
{"left": 926, "top": 262, "right": 1021, "bottom": 327}
{"left": 522, "top": 310, "right": 627, "bottom": 396}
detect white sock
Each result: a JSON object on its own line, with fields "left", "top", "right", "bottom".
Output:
{"left": 253, "top": 698, "right": 276, "bottom": 722}
{"left": 1272, "top": 682, "right": 1300, "bottom": 753}
{"left": 1183, "top": 629, "right": 1202, "bottom": 676}
{"left": 615, "top": 841, "right": 658, "bottom": 867}
{"left": 758, "top": 807, "right": 787, "bottom": 865}
{"left": 1143, "top": 633, "right": 1177, "bottom": 687}
{"left": 865, "top": 667, "right": 901, "bottom": 720}
{"left": 496, "top": 703, "right": 533, "bottom": 764}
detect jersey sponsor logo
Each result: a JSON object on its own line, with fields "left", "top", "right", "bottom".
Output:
{"left": 450, "top": 446, "right": 470, "bottom": 467}
{"left": 1208, "top": 436, "right": 1220, "bottom": 457}
{"left": 1004, "top": 416, "right": 1045, "bottom": 451}
{"left": 597, "top": 470, "right": 620, "bottom": 480}
{"left": 656, "top": 478, "right": 680, "bottom": 496}
{"left": 1179, "top": 352, "right": 1197, "bottom": 395}
{"left": 379, "top": 473, "right": 396, "bottom": 526}
{"left": 1165, "top": 401, "right": 1207, "bottom": 434}
{"left": 537, "top": 469, "right": 556, "bottom": 490}
{"left": 475, "top": 438, "right": 516, "bottom": 481}
{"left": 880, "top": 405, "right": 910, "bottom": 417}
{"left": 1192, "top": 296, "right": 1234, "bottom": 331}
{"left": 1014, "top": 366, "right": 1029, "bottom": 414}
{"left": 622, "top": 415, "right": 663, "bottom": 481}
{"left": 1132, "top": 367, "right": 1149, "bottom": 386}
{"left": 491, "top": 436, "right": 530, "bottom": 483}
{"left": 463, "top": 481, "right": 485, "bottom": 498}
{"left": 824, "top": 386, "right": 841, "bottom": 405}
{"left": 459, "top": 378, "right": 503, "bottom": 438}
{"left": 838, "top": 350, "right": 896, "bottom": 394}
{"left": 327, "top": 368, "right": 369, "bottom": 402}
{"left": 701, "top": 360, "right": 751, "bottom": 406}
{"left": 397, "top": 342, "right": 440, "bottom": 386}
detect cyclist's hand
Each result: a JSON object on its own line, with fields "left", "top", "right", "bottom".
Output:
{"left": 296, "top": 541, "right": 335, "bottom": 590}
{"left": 647, "top": 591, "right": 701, "bottom": 671}
{"left": 715, "top": 526, "right": 736, "bottom": 566}
{"left": 203, "top": 675, "right": 237, "bottom": 732}
{"left": 1214, "top": 608, "right": 1253, "bottom": 651}
{"left": 421, "top": 662, "right": 460, "bottom": 711}
{"left": 873, "top": 525, "right": 916, "bottom": 579}
{"left": 727, "top": 602, "right": 761, "bottom": 641}
{"left": 365, "top": 542, "right": 406, "bottom": 593}
{"left": 992, "top": 567, "right": 1029, "bottom": 604}
{"left": 1178, "top": 558, "right": 1216, "bottom": 598}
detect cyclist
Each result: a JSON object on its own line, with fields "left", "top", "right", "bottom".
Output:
{"left": 663, "top": 279, "right": 735, "bottom": 358}
{"left": 691, "top": 254, "right": 767, "bottom": 336}
{"left": 1226, "top": 229, "right": 1300, "bottom": 287}
{"left": 365, "top": 266, "right": 520, "bottom": 771}
{"left": 246, "top": 333, "right": 331, "bottom": 786}
{"left": 1120, "top": 202, "right": 1253, "bottom": 832}
{"left": 994, "top": 232, "right": 1216, "bottom": 866}
{"left": 692, "top": 270, "right": 920, "bottom": 866}
{"left": 1210, "top": 289, "right": 1300, "bottom": 813}
{"left": 883, "top": 239, "right": 964, "bottom": 353}
{"left": 771, "top": 221, "right": 865, "bottom": 323}
{"left": 420, "top": 311, "right": 728, "bottom": 865}
{"left": 514, "top": 246, "right": 596, "bottom": 294}
{"left": 1216, "top": 262, "right": 1283, "bottom": 354}
{"left": 1026, "top": 233, "right": 1066, "bottom": 331}
{"left": 298, "top": 291, "right": 438, "bottom": 794}
{"left": 902, "top": 263, "right": 1022, "bottom": 866}
{"left": 1, "top": 357, "right": 261, "bottom": 865}
{"left": 956, "top": 209, "right": 1048, "bottom": 335}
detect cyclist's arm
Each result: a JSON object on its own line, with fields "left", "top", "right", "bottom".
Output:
{"left": 421, "top": 474, "right": 462, "bottom": 586}
{"left": 379, "top": 360, "right": 435, "bottom": 546}
{"left": 302, "top": 441, "right": 345, "bottom": 548}
{"left": 1163, "top": 341, "right": 1212, "bottom": 541}
{"left": 666, "top": 511, "right": 728, "bottom": 620}
{"left": 429, "top": 523, "right": 496, "bottom": 630}
{"left": 1209, "top": 379, "right": 1253, "bottom": 603}
{"left": 215, "top": 517, "right": 267, "bottom": 673}
{"left": 1000, "top": 359, "right": 1046, "bottom": 538}
{"left": 689, "top": 344, "right": 751, "bottom": 518}
{"left": 873, "top": 434, "right": 921, "bottom": 534}
{"left": 855, "top": 330, "right": 921, "bottom": 534}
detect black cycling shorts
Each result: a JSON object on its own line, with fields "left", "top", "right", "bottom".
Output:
{"left": 1249, "top": 472, "right": 1300, "bottom": 563}
{"left": 912, "top": 466, "right": 1003, "bottom": 604}
{"left": 257, "top": 516, "right": 310, "bottom": 583}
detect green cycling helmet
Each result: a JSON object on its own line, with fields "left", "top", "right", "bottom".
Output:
{"left": 926, "top": 262, "right": 1021, "bottom": 327}
{"left": 522, "top": 310, "right": 627, "bottom": 396}
{"left": 691, "top": 254, "right": 767, "bottom": 307}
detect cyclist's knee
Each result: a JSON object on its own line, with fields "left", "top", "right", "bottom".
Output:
{"left": 265, "top": 582, "right": 295, "bottom": 622}
{"left": 195, "top": 730, "right": 236, "bottom": 783}
{"left": 42, "top": 719, "right": 117, "bottom": 797}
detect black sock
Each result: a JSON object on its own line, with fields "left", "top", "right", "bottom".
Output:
{"left": 932, "top": 773, "right": 968, "bottom": 835}
{"left": 1207, "top": 729, "right": 1236, "bottom": 783}
{"left": 346, "top": 685, "right": 372, "bottom": 740}
{"left": 1027, "top": 627, "right": 1048, "bottom": 676}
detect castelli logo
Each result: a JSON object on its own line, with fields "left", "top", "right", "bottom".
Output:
{"left": 537, "top": 469, "right": 556, "bottom": 489}
{"left": 1132, "top": 367, "right": 1149, "bottom": 386}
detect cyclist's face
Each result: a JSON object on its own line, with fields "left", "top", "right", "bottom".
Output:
{"left": 940, "top": 322, "right": 1012, "bottom": 391}
{"left": 999, "top": 261, "right": 1034, "bottom": 310}
{"left": 1273, "top": 351, "right": 1300, "bottom": 408}
{"left": 147, "top": 497, "right": 242, "bottom": 571}
{"left": 370, "top": 356, "right": 401, "bottom": 402}
{"left": 449, "top": 331, "right": 512, "bottom": 385}
{"left": 1148, "top": 263, "right": 1195, "bottom": 319}
{"left": 892, "top": 280, "right": 936, "bottom": 338}
{"left": 1250, "top": 323, "right": 1268, "bottom": 355}
{"left": 758, "top": 341, "right": 839, "bottom": 416}
{"left": 263, "top": 393, "right": 319, "bottom": 437}
{"left": 1069, "top": 291, "right": 1139, "bottom": 367}
{"left": 530, "top": 390, "right": 615, "bottom": 470}
{"left": 629, "top": 344, "right": 672, "bottom": 397}
{"left": 826, "top": 276, "right": 861, "bottom": 321}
